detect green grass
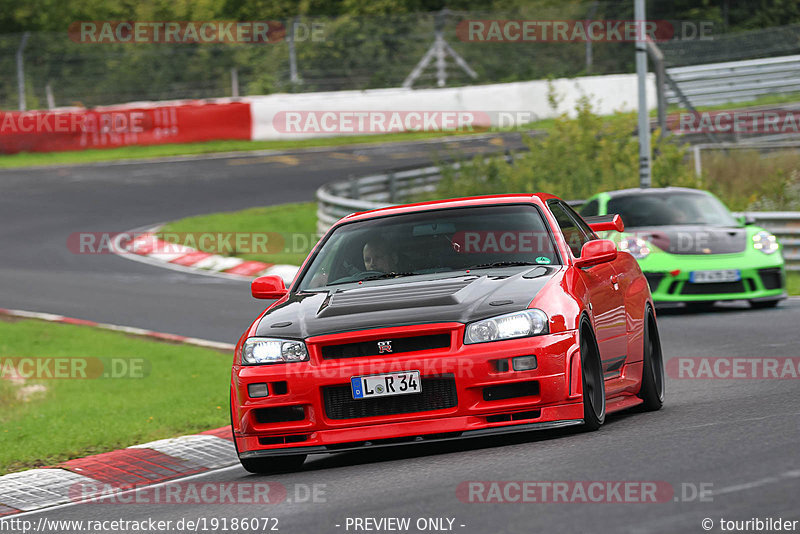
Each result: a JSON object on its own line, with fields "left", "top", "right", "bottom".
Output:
{"left": 0, "top": 318, "right": 231, "bottom": 474}
{"left": 159, "top": 202, "right": 318, "bottom": 266}
{"left": 0, "top": 128, "right": 520, "bottom": 170}
{"left": 788, "top": 272, "right": 800, "bottom": 296}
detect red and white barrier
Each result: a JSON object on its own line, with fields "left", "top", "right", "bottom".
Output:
{"left": 0, "top": 72, "right": 656, "bottom": 154}
{"left": 0, "top": 100, "right": 251, "bottom": 154}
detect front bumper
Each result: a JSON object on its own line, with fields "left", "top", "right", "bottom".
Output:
{"left": 231, "top": 324, "right": 586, "bottom": 456}
{"left": 639, "top": 253, "right": 786, "bottom": 303}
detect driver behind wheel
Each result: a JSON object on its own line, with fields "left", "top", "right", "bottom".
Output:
{"left": 363, "top": 239, "right": 399, "bottom": 272}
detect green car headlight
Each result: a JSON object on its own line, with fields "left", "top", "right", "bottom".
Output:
{"left": 752, "top": 231, "right": 779, "bottom": 255}
{"left": 241, "top": 337, "right": 309, "bottom": 365}
{"left": 464, "top": 309, "right": 549, "bottom": 345}
{"left": 619, "top": 237, "right": 651, "bottom": 259}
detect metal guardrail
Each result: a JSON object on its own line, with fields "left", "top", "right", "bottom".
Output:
{"left": 317, "top": 165, "right": 800, "bottom": 272}
{"left": 665, "top": 54, "right": 800, "bottom": 108}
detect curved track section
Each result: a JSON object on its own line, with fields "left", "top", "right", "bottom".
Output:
{"left": 2, "top": 134, "right": 798, "bottom": 533}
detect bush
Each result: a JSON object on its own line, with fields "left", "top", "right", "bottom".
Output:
{"left": 433, "top": 95, "right": 699, "bottom": 203}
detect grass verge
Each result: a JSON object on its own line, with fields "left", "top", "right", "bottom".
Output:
{"left": 788, "top": 272, "right": 800, "bottom": 296}
{"left": 0, "top": 129, "right": 507, "bottom": 170}
{"left": 158, "top": 202, "right": 318, "bottom": 266}
{"left": 0, "top": 318, "right": 230, "bottom": 475}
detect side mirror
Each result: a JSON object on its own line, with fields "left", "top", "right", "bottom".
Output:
{"left": 252, "top": 275, "right": 288, "bottom": 299}
{"left": 738, "top": 214, "right": 756, "bottom": 226}
{"left": 574, "top": 239, "right": 618, "bottom": 268}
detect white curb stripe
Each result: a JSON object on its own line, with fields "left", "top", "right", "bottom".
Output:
{"left": 0, "top": 469, "right": 97, "bottom": 512}
{"left": 130, "top": 435, "right": 237, "bottom": 470}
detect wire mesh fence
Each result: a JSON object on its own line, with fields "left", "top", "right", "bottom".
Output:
{"left": 3, "top": 6, "right": 800, "bottom": 111}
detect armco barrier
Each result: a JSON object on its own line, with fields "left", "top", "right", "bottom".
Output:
{"left": 0, "top": 100, "right": 251, "bottom": 154}
{"left": 317, "top": 166, "right": 800, "bottom": 272}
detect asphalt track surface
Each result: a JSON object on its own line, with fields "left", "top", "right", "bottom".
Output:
{"left": 2, "top": 133, "right": 799, "bottom": 533}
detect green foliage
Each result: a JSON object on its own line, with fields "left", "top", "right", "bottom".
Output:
{"left": 433, "top": 96, "right": 698, "bottom": 202}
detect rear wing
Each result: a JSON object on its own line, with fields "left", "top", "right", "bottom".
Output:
{"left": 583, "top": 214, "right": 625, "bottom": 233}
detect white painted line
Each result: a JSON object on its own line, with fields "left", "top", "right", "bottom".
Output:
{"left": 713, "top": 470, "right": 800, "bottom": 496}
{"left": 0, "top": 308, "right": 235, "bottom": 352}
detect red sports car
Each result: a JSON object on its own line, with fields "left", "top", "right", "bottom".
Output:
{"left": 230, "top": 194, "right": 665, "bottom": 473}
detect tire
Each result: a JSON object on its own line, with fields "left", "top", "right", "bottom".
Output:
{"left": 750, "top": 299, "right": 780, "bottom": 309}
{"left": 239, "top": 454, "right": 307, "bottom": 475}
{"left": 638, "top": 307, "right": 665, "bottom": 411}
{"left": 580, "top": 322, "right": 605, "bottom": 431}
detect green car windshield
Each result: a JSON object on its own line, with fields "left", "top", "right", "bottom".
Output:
{"left": 607, "top": 192, "right": 738, "bottom": 228}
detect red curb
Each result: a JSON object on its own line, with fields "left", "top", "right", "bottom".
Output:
{"left": 61, "top": 448, "right": 206, "bottom": 490}
{"left": 60, "top": 317, "right": 100, "bottom": 327}
{"left": 199, "top": 426, "right": 234, "bottom": 441}
{"left": 147, "top": 331, "right": 189, "bottom": 343}
{"left": 0, "top": 505, "right": 21, "bottom": 517}
{"left": 170, "top": 251, "right": 213, "bottom": 266}
{"left": 224, "top": 261, "right": 272, "bottom": 276}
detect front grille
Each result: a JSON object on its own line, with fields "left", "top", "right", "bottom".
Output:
{"left": 644, "top": 273, "right": 665, "bottom": 292}
{"left": 321, "top": 334, "right": 450, "bottom": 359}
{"left": 323, "top": 376, "right": 457, "bottom": 420}
{"left": 758, "top": 268, "right": 784, "bottom": 290}
{"left": 681, "top": 281, "right": 745, "bottom": 295}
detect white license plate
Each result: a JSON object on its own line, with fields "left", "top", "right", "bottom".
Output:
{"left": 351, "top": 371, "right": 421, "bottom": 399}
{"left": 690, "top": 270, "right": 741, "bottom": 283}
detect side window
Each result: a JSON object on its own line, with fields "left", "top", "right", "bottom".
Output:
{"left": 580, "top": 199, "right": 599, "bottom": 218}
{"left": 548, "top": 201, "right": 591, "bottom": 257}
{"left": 562, "top": 202, "right": 598, "bottom": 240}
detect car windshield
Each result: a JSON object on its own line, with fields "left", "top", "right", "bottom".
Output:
{"left": 297, "top": 204, "right": 560, "bottom": 290}
{"left": 607, "top": 192, "right": 738, "bottom": 228}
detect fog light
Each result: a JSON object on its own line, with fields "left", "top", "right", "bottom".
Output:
{"left": 512, "top": 356, "right": 537, "bottom": 371}
{"left": 248, "top": 383, "right": 269, "bottom": 398}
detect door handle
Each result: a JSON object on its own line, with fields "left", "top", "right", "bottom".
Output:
{"left": 610, "top": 274, "right": 619, "bottom": 289}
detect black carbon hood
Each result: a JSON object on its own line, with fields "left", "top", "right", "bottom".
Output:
{"left": 255, "top": 266, "right": 561, "bottom": 339}
{"left": 631, "top": 226, "right": 747, "bottom": 255}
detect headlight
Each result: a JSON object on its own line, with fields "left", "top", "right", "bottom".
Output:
{"left": 465, "top": 309, "right": 548, "bottom": 344}
{"left": 619, "top": 237, "right": 651, "bottom": 259}
{"left": 752, "top": 231, "right": 779, "bottom": 255}
{"left": 241, "top": 337, "right": 309, "bottom": 365}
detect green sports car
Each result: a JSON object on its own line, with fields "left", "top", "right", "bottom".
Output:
{"left": 580, "top": 187, "right": 787, "bottom": 309}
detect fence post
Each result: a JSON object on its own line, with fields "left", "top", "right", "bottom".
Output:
{"left": 230, "top": 68, "right": 239, "bottom": 97}
{"left": 45, "top": 82, "right": 55, "bottom": 109}
{"left": 16, "top": 32, "right": 30, "bottom": 111}
{"left": 388, "top": 173, "right": 397, "bottom": 202}
{"left": 349, "top": 175, "right": 359, "bottom": 198}
{"left": 288, "top": 17, "right": 301, "bottom": 88}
